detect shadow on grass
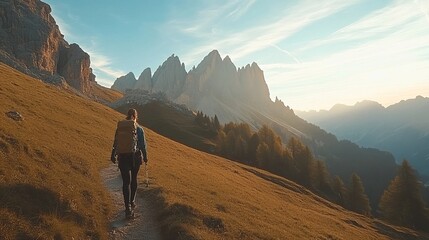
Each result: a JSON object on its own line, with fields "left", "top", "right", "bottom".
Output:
{"left": 143, "top": 187, "right": 226, "bottom": 239}
{"left": 0, "top": 183, "right": 84, "bottom": 225}
{"left": 241, "top": 167, "right": 429, "bottom": 240}
{"left": 142, "top": 187, "right": 198, "bottom": 240}
{"left": 240, "top": 166, "right": 343, "bottom": 211}
{"left": 372, "top": 221, "right": 427, "bottom": 240}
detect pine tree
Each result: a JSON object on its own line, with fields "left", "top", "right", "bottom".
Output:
{"left": 296, "top": 146, "right": 315, "bottom": 187}
{"left": 247, "top": 133, "right": 259, "bottom": 163}
{"left": 225, "top": 130, "right": 236, "bottom": 158}
{"left": 213, "top": 115, "right": 221, "bottom": 131}
{"left": 332, "top": 176, "right": 347, "bottom": 207}
{"left": 216, "top": 130, "right": 227, "bottom": 155}
{"left": 233, "top": 136, "right": 247, "bottom": 160}
{"left": 256, "top": 142, "right": 270, "bottom": 168}
{"left": 287, "top": 137, "right": 304, "bottom": 159}
{"left": 195, "top": 111, "right": 203, "bottom": 125}
{"left": 348, "top": 173, "right": 371, "bottom": 216}
{"left": 314, "top": 160, "right": 332, "bottom": 193}
{"left": 379, "top": 160, "right": 429, "bottom": 230}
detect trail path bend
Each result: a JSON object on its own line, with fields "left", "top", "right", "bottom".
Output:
{"left": 102, "top": 164, "right": 162, "bottom": 240}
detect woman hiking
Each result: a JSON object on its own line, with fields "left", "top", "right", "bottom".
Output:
{"left": 111, "top": 108, "right": 148, "bottom": 219}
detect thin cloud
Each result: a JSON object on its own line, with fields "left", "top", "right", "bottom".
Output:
{"left": 227, "top": 0, "right": 256, "bottom": 20}
{"left": 168, "top": 0, "right": 255, "bottom": 35}
{"left": 95, "top": 77, "right": 115, "bottom": 88}
{"left": 298, "top": 0, "right": 426, "bottom": 53}
{"left": 180, "top": 0, "right": 358, "bottom": 67}
{"left": 86, "top": 49, "right": 126, "bottom": 78}
{"left": 416, "top": 0, "right": 429, "bottom": 23}
{"left": 270, "top": 44, "right": 301, "bottom": 64}
{"left": 265, "top": 1, "right": 429, "bottom": 110}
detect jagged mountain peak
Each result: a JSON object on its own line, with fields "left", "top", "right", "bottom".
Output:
{"left": 223, "top": 55, "right": 232, "bottom": 63}
{"left": 135, "top": 67, "right": 152, "bottom": 90}
{"left": 113, "top": 49, "right": 272, "bottom": 122}
{"left": 199, "top": 49, "right": 222, "bottom": 67}
{"left": 151, "top": 53, "right": 187, "bottom": 100}
{"left": 208, "top": 49, "right": 221, "bottom": 58}
{"left": 111, "top": 71, "right": 136, "bottom": 92}
{"left": 125, "top": 71, "right": 135, "bottom": 78}
{"left": 251, "top": 61, "right": 261, "bottom": 70}
{"left": 138, "top": 68, "right": 151, "bottom": 79}
{"left": 160, "top": 54, "right": 182, "bottom": 67}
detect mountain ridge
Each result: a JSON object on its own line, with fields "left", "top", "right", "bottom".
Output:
{"left": 112, "top": 50, "right": 271, "bottom": 124}
{"left": 297, "top": 96, "right": 429, "bottom": 176}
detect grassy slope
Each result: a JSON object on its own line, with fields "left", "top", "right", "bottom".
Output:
{"left": 90, "top": 81, "right": 123, "bottom": 104}
{"left": 0, "top": 63, "right": 122, "bottom": 239}
{"left": 146, "top": 131, "right": 427, "bottom": 239}
{"left": 0, "top": 63, "right": 427, "bottom": 239}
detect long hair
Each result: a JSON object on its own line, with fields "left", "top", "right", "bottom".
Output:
{"left": 126, "top": 108, "right": 137, "bottom": 120}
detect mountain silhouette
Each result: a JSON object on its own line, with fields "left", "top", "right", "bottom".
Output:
{"left": 298, "top": 96, "right": 429, "bottom": 177}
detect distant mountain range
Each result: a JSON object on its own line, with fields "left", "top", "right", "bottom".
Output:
{"left": 297, "top": 97, "right": 429, "bottom": 177}
{"left": 112, "top": 52, "right": 400, "bottom": 209}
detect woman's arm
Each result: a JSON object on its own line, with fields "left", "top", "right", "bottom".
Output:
{"left": 137, "top": 126, "right": 148, "bottom": 161}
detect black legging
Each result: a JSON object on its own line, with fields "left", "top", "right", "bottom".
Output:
{"left": 118, "top": 154, "right": 141, "bottom": 210}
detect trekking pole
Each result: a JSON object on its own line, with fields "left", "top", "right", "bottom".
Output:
{"left": 145, "top": 162, "right": 149, "bottom": 187}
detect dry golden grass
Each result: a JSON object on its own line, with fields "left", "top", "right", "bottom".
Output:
{"left": 1, "top": 63, "right": 427, "bottom": 239}
{"left": 0, "top": 63, "right": 123, "bottom": 239}
{"left": 90, "top": 81, "right": 123, "bottom": 104}
{"left": 145, "top": 130, "right": 429, "bottom": 239}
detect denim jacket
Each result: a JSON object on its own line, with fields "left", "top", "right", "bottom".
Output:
{"left": 136, "top": 125, "right": 148, "bottom": 161}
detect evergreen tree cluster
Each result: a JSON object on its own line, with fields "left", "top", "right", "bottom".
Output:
{"left": 379, "top": 160, "right": 429, "bottom": 231}
{"left": 216, "top": 122, "right": 374, "bottom": 216}
{"left": 195, "top": 111, "right": 220, "bottom": 133}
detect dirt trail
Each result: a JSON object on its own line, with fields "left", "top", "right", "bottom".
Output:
{"left": 101, "top": 164, "right": 162, "bottom": 240}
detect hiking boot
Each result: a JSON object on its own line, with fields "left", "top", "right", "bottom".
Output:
{"left": 125, "top": 209, "right": 134, "bottom": 219}
{"left": 131, "top": 202, "right": 136, "bottom": 210}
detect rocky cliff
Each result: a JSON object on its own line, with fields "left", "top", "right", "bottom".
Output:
{"left": 111, "top": 72, "right": 136, "bottom": 92}
{"left": 113, "top": 50, "right": 273, "bottom": 124}
{"left": 152, "top": 54, "right": 187, "bottom": 100}
{"left": 0, "top": 0, "right": 93, "bottom": 93}
{"left": 134, "top": 67, "right": 151, "bottom": 90}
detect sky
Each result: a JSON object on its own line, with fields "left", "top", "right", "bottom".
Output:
{"left": 44, "top": 0, "right": 429, "bottom": 111}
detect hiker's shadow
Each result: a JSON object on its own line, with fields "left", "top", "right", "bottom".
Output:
{"left": 0, "top": 183, "right": 84, "bottom": 224}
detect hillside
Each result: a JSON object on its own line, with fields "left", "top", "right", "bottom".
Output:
{"left": 90, "top": 82, "right": 123, "bottom": 104}
{"left": 2, "top": 63, "right": 429, "bottom": 239}
{"left": 0, "top": 63, "right": 122, "bottom": 239}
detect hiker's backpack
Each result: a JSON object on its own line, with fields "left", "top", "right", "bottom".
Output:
{"left": 115, "top": 120, "right": 137, "bottom": 154}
